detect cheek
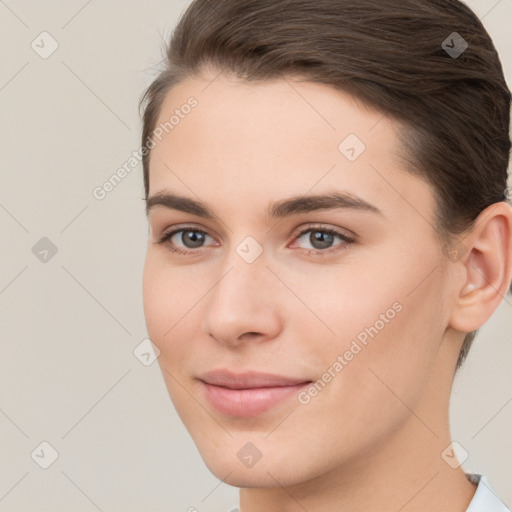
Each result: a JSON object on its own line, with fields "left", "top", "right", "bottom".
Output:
{"left": 142, "top": 258, "right": 165, "bottom": 341}
{"left": 142, "top": 260, "right": 195, "bottom": 408}
{"left": 288, "top": 290, "right": 442, "bottom": 469}
{"left": 302, "top": 255, "right": 445, "bottom": 409}
{"left": 328, "top": 276, "right": 445, "bottom": 426}
{"left": 142, "top": 255, "right": 189, "bottom": 353}
{"left": 143, "top": 251, "right": 194, "bottom": 328}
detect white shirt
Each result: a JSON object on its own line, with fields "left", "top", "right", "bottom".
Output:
{"left": 466, "top": 474, "right": 511, "bottom": 511}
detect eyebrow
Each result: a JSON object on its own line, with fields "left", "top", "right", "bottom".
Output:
{"left": 145, "top": 190, "right": 383, "bottom": 219}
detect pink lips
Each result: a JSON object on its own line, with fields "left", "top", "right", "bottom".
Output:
{"left": 199, "top": 369, "right": 311, "bottom": 417}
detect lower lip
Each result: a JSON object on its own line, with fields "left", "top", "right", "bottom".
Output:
{"left": 201, "top": 381, "right": 310, "bottom": 417}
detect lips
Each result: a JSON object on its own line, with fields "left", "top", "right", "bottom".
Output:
{"left": 199, "top": 369, "right": 312, "bottom": 417}
{"left": 200, "top": 369, "right": 311, "bottom": 389}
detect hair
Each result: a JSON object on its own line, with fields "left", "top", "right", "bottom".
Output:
{"left": 139, "top": 0, "right": 511, "bottom": 371}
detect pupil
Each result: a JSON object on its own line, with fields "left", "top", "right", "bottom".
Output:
{"left": 311, "top": 230, "right": 333, "bottom": 249}
{"left": 184, "top": 230, "right": 204, "bottom": 248}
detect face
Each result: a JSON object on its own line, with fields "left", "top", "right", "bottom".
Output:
{"left": 142, "top": 72, "right": 456, "bottom": 488}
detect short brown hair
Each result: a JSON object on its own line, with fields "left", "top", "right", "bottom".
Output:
{"left": 139, "top": 0, "right": 511, "bottom": 370}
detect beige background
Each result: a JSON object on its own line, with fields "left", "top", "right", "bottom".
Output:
{"left": 0, "top": 1, "right": 511, "bottom": 510}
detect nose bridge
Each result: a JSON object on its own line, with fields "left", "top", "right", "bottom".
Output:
{"left": 212, "top": 236, "right": 270, "bottom": 315}
{"left": 216, "top": 231, "right": 270, "bottom": 294}
{"left": 202, "top": 236, "right": 281, "bottom": 345}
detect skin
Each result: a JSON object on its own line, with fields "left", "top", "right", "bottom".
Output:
{"left": 142, "top": 70, "right": 512, "bottom": 512}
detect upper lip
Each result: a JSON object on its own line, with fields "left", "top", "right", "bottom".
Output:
{"left": 199, "top": 369, "right": 311, "bottom": 389}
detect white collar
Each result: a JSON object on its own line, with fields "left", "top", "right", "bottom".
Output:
{"left": 465, "top": 474, "right": 510, "bottom": 511}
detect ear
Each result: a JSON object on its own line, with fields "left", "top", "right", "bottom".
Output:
{"left": 449, "top": 201, "right": 512, "bottom": 333}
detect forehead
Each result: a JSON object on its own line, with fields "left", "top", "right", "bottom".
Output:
{"left": 152, "top": 72, "right": 397, "bottom": 158}
{"left": 147, "top": 72, "right": 435, "bottom": 226}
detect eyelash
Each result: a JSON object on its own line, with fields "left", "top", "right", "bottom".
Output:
{"left": 156, "top": 224, "right": 355, "bottom": 258}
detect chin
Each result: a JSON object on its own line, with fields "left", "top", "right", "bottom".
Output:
{"left": 221, "top": 471, "right": 277, "bottom": 489}
{"left": 196, "top": 443, "right": 314, "bottom": 489}
{"left": 203, "top": 458, "right": 288, "bottom": 488}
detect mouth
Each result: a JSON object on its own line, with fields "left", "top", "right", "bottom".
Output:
{"left": 198, "top": 369, "right": 312, "bottom": 417}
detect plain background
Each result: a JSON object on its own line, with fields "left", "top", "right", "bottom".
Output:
{"left": 0, "top": 1, "right": 511, "bottom": 510}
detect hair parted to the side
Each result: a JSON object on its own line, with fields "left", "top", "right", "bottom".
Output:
{"left": 139, "top": 0, "right": 512, "bottom": 371}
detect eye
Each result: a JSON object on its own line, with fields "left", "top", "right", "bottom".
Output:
{"left": 291, "top": 224, "right": 355, "bottom": 256}
{"left": 156, "top": 226, "right": 216, "bottom": 255}
{"left": 156, "top": 224, "right": 355, "bottom": 257}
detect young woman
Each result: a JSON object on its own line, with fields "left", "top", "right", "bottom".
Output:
{"left": 139, "top": 1, "right": 512, "bottom": 510}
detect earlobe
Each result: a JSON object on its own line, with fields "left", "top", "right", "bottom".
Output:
{"left": 449, "top": 202, "right": 512, "bottom": 333}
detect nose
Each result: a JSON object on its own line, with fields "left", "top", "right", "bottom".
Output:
{"left": 201, "top": 248, "right": 282, "bottom": 349}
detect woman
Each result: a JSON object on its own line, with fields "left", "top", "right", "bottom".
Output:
{"left": 139, "top": 1, "right": 512, "bottom": 510}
